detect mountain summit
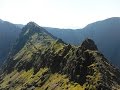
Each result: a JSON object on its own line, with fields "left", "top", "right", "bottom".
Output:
{"left": 0, "top": 19, "right": 4, "bottom": 23}
{"left": 81, "top": 38, "right": 98, "bottom": 50}
{"left": 0, "top": 22, "right": 120, "bottom": 90}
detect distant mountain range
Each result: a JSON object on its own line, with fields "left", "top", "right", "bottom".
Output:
{"left": 45, "top": 17, "right": 120, "bottom": 67}
{"left": 0, "top": 19, "right": 21, "bottom": 65}
{"left": 0, "top": 22, "right": 120, "bottom": 89}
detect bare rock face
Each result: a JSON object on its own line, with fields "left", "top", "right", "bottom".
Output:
{"left": 81, "top": 38, "right": 98, "bottom": 50}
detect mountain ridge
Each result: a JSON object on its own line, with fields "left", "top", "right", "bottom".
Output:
{"left": 1, "top": 17, "right": 120, "bottom": 68}
{"left": 0, "top": 22, "right": 120, "bottom": 90}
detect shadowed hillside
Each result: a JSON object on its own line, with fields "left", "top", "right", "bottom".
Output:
{"left": 0, "top": 19, "right": 21, "bottom": 65}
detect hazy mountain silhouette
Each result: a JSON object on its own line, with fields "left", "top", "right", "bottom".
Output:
{"left": 45, "top": 17, "right": 120, "bottom": 67}
{"left": 0, "top": 19, "right": 21, "bottom": 65}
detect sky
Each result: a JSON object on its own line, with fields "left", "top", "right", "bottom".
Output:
{"left": 0, "top": 0, "right": 120, "bottom": 29}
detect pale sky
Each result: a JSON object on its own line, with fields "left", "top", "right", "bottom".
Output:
{"left": 0, "top": 0, "right": 120, "bottom": 29}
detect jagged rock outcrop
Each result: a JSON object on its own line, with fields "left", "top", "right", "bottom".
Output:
{"left": 81, "top": 38, "right": 98, "bottom": 50}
